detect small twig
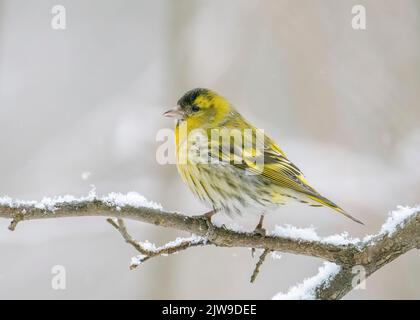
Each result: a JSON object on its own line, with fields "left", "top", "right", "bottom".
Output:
{"left": 8, "top": 219, "right": 20, "bottom": 231}
{"left": 7, "top": 212, "right": 24, "bottom": 231}
{"left": 250, "top": 249, "right": 270, "bottom": 283}
{"left": 107, "top": 218, "right": 156, "bottom": 256}
{"left": 106, "top": 218, "right": 208, "bottom": 269}
{"left": 106, "top": 218, "right": 119, "bottom": 229}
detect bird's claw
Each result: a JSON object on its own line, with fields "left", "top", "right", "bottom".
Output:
{"left": 252, "top": 227, "right": 266, "bottom": 237}
{"left": 251, "top": 226, "right": 266, "bottom": 258}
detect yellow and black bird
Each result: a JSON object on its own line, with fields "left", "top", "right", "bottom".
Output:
{"left": 164, "top": 88, "right": 363, "bottom": 229}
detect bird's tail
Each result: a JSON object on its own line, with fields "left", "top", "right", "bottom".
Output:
{"left": 307, "top": 194, "right": 364, "bottom": 225}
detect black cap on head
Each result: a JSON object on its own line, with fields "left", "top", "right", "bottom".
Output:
{"left": 177, "top": 88, "right": 211, "bottom": 107}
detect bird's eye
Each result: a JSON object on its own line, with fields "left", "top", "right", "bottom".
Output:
{"left": 191, "top": 105, "right": 200, "bottom": 112}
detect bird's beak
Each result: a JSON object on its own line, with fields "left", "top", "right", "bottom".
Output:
{"left": 163, "top": 106, "right": 185, "bottom": 119}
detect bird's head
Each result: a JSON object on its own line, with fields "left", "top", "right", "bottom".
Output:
{"left": 163, "top": 88, "right": 233, "bottom": 129}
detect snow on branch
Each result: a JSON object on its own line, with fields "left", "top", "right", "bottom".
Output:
{"left": 273, "top": 262, "right": 341, "bottom": 300}
{"left": 0, "top": 192, "right": 419, "bottom": 299}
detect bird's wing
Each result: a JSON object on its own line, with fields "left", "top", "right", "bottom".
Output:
{"left": 249, "top": 135, "right": 320, "bottom": 196}
{"left": 205, "top": 116, "right": 364, "bottom": 224}
{"left": 207, "top": 126, "right": 318, "bottom": 197}
{"left": 207, "top": 125, "right": 364, "bottom": 224}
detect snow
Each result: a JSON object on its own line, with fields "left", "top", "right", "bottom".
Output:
{"left": 270, "top": 224, "right": 359, "bottom": 246}
{"left": 102, "top": 192, "right": 162, "bottom": 210}
{"left": 271, "top": 224, "right": 319, "bottom": 242}
{"left": 0, "top": 187, "right": 99, "bottom": 211}
{"left": 213, "top": 221, "right": 247, "bottom": 233}
{"left": 138, "top": 234, "right": 205, "bottom": 253}
{"left": 0, "top": 194, "right": 93, "bottom": 211}
{"left": 130, "top": 255, "right": 147, "bottom": 266}
{"left": 270, "top": 252, "right": 282, "bottom": 260}
{"left": 273, "top": 262, "right": 341, "bottom": 300}
{"left": 164, "top": 234, "right": 206, "bottom": 247}
{"left": 322, "top": 232, "right": 359, "bottom": 246}
{"left": 130, "top": 234, "right": 206, "bottom": 268}
{"left": 81, "top": 171, "right": 91, "bottom": 180}
{"left": 270, "top": 205, "right": 419, "bottom": 246}
{"left": 0, "top": 191, "right": 162, "bottom": 212}
{"left": 378, "top": 205, "right": 420, "bottom": 237}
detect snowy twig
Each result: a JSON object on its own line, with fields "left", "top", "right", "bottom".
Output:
{"left": 273, "top": 262, "right": 341, "bottom": 300}
{"left": 0, "top": 193, "right": 419, "bottom": 299}
{"left": 106, "top": 218, "right": 207, "bottom": 269}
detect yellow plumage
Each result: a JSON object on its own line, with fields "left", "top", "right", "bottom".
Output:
{"left": 164, "top": 88, "right": 363, "bottom": 225}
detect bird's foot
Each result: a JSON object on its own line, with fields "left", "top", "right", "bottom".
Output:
{"left": 193, "top": 209, "right": 218, "bottom": 223}
{"left": 252, "top": 226, "right": 266, "bottom": 237}
{"left": 251, "top": 228, "right": 266, "bottom": 258}
{"left": 252, "top": 215, "right": 266, "bottom": 258}
{"left": 252, "top": 214, "right": 266, "bottom": 236}
{"left": 193, "top": 209, "right": 218, "bottom": 241}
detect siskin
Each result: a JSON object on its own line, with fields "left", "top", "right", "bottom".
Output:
{"left": 164, "top": 88, "right": 363, "bottom": 229}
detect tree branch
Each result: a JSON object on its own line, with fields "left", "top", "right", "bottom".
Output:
{"left": 0, "top": 193, "right": 419, "bottom": 299}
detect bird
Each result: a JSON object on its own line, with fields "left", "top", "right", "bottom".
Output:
{"left": 163, "top": 88, "right": 363, "bottom": 231}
